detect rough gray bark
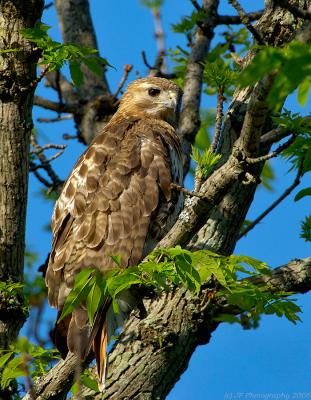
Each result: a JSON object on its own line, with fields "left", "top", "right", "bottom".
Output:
{"left": 0, "top": 0, "right": 44, "bottom": 349}
{"left": 18, "top": 1, "right": 311, "bottom": 399}
{"left": 24, "top": 257, "right": 311, "bottom": 400}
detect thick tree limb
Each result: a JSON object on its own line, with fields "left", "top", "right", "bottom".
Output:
{"left": 179, "top": 0, "right": 219, "bottom": 174}
{"left": 25, "top": 257, "right": 311, "bottom": 400}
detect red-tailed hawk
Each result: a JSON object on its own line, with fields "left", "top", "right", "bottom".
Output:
{"left": 46, "top": 77, "right": 183, "bottom": 389}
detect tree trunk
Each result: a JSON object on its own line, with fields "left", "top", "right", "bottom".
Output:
{"left": 0, "top": 0, "right": 43, "bottom": 350}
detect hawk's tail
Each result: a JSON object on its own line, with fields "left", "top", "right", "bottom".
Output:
{"left": 94, "top": 320, "right": 108, "bottom": 392}
{"left": 92, "top": 291, "right": 138, "bottom": 391}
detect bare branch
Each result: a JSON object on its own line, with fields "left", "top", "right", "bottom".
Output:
{"left": 190, "top": 0, "right": 202, "bottom": 12}
{"left": 44, "top": 69, "right": 77, "bottom": 105}
{"left": 228, "top": 0, "right": 264, "bottom": 44}
{"left": 179, "top": 0, "right": 220, "bottom": 174}
{"left": 238, "top": 163, "right": 303, "bottom": 239}
{"left": 216, "top": 11, "right": 263, "bottom": 25}
{"left": 21, "top": 65, "right": 50, "bottom": 93}
{"left": 171, "top": 183, "right": 205, "bottom": 199}
{"left": 246, "top": 134, "right": 296, "bottom": 164}
{"left": 34, "top": 95, "right": 76, "bottom": 113}
{"left": 113, "top": 64, "right": 133, "bottom": 99}
{"left": 30, "top": 135, "right": 63, "bottom": 190}
{"left": 37, "top": 115, "right": 73, "bottom": 123}
{"left": 210, "top": 87, "right": 225, "bottom": 153}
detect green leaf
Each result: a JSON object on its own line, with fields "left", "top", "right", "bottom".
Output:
{"left": 300, "top": 215, "right": 311, "bottom": 242}
{"left": 86, "top": 277, "right": 102, "bottom": 325}
{"left": 58, "top": 269, "right": 94, "bottom": 322}
{"left": 81, "top": 374, "right": 99, "bottom": 392}
{"left": 0, "top": 352, "right": 13, "bottom": 368}
{"left": 297, "top": 78, "right": 311, "bottom": 106}
{"left": 83, "top": 57, "right": 105, "bottom": 77}
{"left": 69, "top": 61, "right": 84, "bottom": 86}
{"left": 294, "top": 187, "right": 311, "bottom": 201}
{"left": 1, "top": 357, "right": 24, "bottom": 389}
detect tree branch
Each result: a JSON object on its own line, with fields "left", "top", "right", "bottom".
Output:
{"left": 216, "top": 11, "right": 263, "bottom": 25}
{"left": 33, "top": 95, "right": 76, "bottom": 113}
{"left": 179, "top": 0, "right": 220, "bottom": 174}
{"left": 25, "top": 257, "right": 311, "bottom": 400}
{"left": 238, "top": 163, "right": 303, "bottom": 239}
{"left": 228, "top": 0, "right": 264, "bottom": 44}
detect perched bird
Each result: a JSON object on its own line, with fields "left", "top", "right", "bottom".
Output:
{"left": 45, "top": 77, "right": 184, "bottom": 390}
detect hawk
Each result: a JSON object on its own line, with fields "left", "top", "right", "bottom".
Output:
{"left": 46, "top": 77, "right": 184, "bottom": 389}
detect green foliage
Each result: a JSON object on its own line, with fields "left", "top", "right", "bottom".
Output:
{"left": 238, "top": 42, "right": 311, "bottom": 110}
{"left": 59, "top": 247, "right": 301, "bottom": 338}
{"left": 0, "top": 281, "right": 23, "bottom": 296}
{"left": 191, "top": 146, "right": 221, "bottom": 179}
{"left": 203, "top": 59, "right": 237, "bottom": 97}
{"left": 169, "top": 46, "right": 189, "bottom": 88}
{"left": 172, "top": 10, "right": 206, "bottom": 36}
{"left": 0, "top": 338, "right": 59, "bottom": 390}
{"left": 21, "top": 23, "right": 111, "bottom": 86}
{"left": 260, "top": 161, "right": 275, "bottom": 191}
{"left": 300, "top": 215, "right": 311, "bottom": 242}
{"left": 71, "top": 370, "right": 99, "bottom": 396}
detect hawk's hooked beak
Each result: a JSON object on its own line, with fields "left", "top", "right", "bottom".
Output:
{"left": 165, "top": 90, "right": 179, "bottom": 112}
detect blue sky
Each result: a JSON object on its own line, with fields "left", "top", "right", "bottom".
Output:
{"left": 24, "top": 1, "right": 310, "bottom": 398}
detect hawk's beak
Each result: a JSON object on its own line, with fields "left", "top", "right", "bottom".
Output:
{"left": 167, "top": 91, "right": 178, "bottom": 110}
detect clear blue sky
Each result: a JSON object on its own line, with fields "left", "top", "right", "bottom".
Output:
{"left": 24, "top": 1, "right": 311, "bottom": 399}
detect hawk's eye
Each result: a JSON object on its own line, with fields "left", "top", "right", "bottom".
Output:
{"left": 148, "top": 87, "right": 161, "bottom": 97}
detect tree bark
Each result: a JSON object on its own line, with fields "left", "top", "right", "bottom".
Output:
{"left": 19, "top": 1, "right": 311, "bottom": 399}
{"left": 24, "top": 257, "right": 311, "bottom": 400}
{"left": 0, "top": 0, "right": 44, "bottom": 349}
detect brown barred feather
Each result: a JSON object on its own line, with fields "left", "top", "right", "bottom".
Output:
{"left": 45, "top": 77, "right": 184, "bottom": 391}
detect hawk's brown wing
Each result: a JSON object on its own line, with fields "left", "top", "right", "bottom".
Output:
{"left": 46, "top": 116, "right": 182, "bottom": 365}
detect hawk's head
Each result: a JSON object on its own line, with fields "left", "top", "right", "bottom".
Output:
{"left": 118, "top": 77, "right": 182, "bottom": 126}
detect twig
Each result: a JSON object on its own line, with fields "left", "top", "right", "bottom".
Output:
{"left": 113, "top": 64, "right": 133, "bottom": 98}
{"left": 171, "top": 183, "right": 205, "bottom": 199}
{"left": 34, "top": 95, "right": 76, "bottom": 113}
{"left": 30, "top": 164, "right": 52, "bottom": 188}
{"left": 210, "top": 87, "right": 225, "bottom": 153}
{"left": 63, "top": 133, "right": 79, "bottom": 140}
{"left": 21, "top": 65, "right": 50, "bottom": 93}
{"left": 142, "top": 51, "right": 154, "bottom": 70}
{"left": 216, "top": 11, "right": 263, "bottom": 25}
{"left": 246, "top": 134, "right": 296, "bottom": 164}
{"left": 30, "top": 143, "right": 66, "bottom": 155}
{"left": 190, "top": 0, "right": 202, "bottom": 12}
{"left": 44, "top": 2, "right": 53, "bottom": 10}
{"left": 37, "top": 115, "right": 73, "bottom": 123}
{"left": 238, "top": 162, "right": 304, "bottom": 239}
{"left": 30, "top": 135, "right": 63, "bottom": 190}
{"left": 228, "top": 0, "right": 264, "bottom": 44}
{"left": 275, "top": 0, "right": 311, "bottom": 20}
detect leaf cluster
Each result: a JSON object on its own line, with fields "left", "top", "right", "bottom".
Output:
{"left": 59, "top": 247, "right": 302, "bottom": 339}
{"left": 21, "top": 23, "right": 110, "bottom": 86}
{"left": 0, "top": 338, "right": 59, "bottom": 390}
{"left": 191, "top": 146, "right": 221, "bottom": 179}
{"left": 239, "top": 42, "right": 311, "bottom": 110}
